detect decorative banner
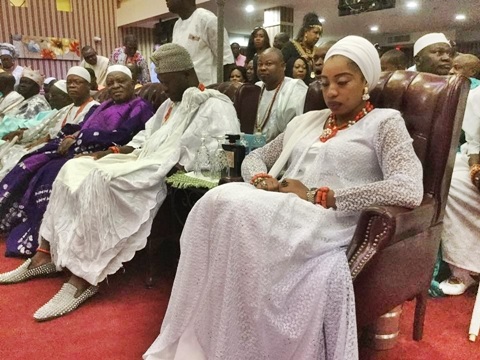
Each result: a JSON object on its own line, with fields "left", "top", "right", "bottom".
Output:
{"left": 11, "top": 34, "right": 80, "bottom": 60}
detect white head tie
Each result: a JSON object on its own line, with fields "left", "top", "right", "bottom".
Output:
{"left": 414, "top": 33, "right": 450, "bottom": 56}
{"left": 324, "top": 35, "right": 381, "bottom": 92}
{"left": 67, "top": 66, "right": 91, "bottom": 83}
{"left": 107, "top": 65, "right": 132, "bottom": 78}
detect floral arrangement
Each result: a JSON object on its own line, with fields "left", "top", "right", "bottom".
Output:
{"left": 11, "top": 34, "right": 81, "bottom": 60}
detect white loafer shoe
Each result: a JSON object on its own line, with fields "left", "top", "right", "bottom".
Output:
{"left": 0, "top": 258, "right": 58, "bottom": 284}
{"left": 34, "top": 283, "right": 99, "bottom": 321}
{"left": 439, "top": 276, "right": 473, "bottom": 296}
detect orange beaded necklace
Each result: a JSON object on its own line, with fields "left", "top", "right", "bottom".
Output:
{"left": 320, "top": 101, "right": 374, "bottom": 142}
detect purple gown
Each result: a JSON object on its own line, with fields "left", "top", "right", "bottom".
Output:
{"left": 0, "top": 97, "right": 153, "bottom": 257}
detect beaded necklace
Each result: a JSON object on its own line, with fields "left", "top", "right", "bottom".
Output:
{"left": 61, "top": 97, "right": 94, "bottom": 127}
{"left": 255, "top": 79, "right": 283, "bottom": 133}
{"left": 320, "top": 101, "right": 374, "bottom": 142}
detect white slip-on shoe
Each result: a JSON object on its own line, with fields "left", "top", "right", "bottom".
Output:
{"left": 0, "top": 258, "right": 58, "bottom": 284}
{"left": 439, "top": 276, "right": 474, "bottom": 296}
{"left": 33, "top": 283, "right": 99, "bottom": 322}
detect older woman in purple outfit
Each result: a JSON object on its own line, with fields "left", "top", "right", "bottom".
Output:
{"left": 0, "top": 65, "right": 153, "bottom": 257}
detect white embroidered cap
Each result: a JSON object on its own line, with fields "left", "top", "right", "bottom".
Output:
{"left": 67, "top": 66, "right": 91, "bottom": 83}
{"left": 52, "top": 79, "right": 68, "bottom": 94}
{"left": 106, "top": 64, "right": 132, "bottom": 78}
{"left": 21, "top": 67, "right": 45, "bottom": 87}
{"left": 414, "top": 33, "right": 450, "bottom": 56}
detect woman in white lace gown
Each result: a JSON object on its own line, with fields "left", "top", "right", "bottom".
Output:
{"left": 144, "top": 36, "right": 424, "bottom": 360}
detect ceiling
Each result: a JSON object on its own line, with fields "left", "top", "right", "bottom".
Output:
{"left": 142, "top": 0, "right": 480, "bottom": 44}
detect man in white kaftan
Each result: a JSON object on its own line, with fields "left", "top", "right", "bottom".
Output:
{"left": 80, "top": 46, "right": 109, "bottom": 87}
{"left": 168, "top": 0, "right": 234, "bottom": 85}
{"left": 255, "top": 47, "right": 308, "bottom": 142}
{"left": 0, "top": 67, "right": 50, "bottom": 122}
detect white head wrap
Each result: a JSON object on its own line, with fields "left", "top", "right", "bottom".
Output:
{"left": 107, "top": 64, "right": 132, "bottom": 78}
{"left": 151, "top": 43, "right": 194, "bottom": 74}
{"left": 21, "top": 67, "right": 44, "bottom": 87}
{"left": 67, "top": 66, "right": 91, "bottom": 83}
{"left": 52, "top": 79, "right": 68, "bottom": 94}
{"left": 324, "top": 35, "right": 381, "bottom": 92}
{"left": 44, "top": 77, "right": 56, "bottom": 85}
{"left": 414, "top": 33, "right": 450, "bottom": 56}
{"left": 0, "top": 49, "right": 13, "bottom": 57}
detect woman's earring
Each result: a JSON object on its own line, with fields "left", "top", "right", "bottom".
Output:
{"left": 362, "top": 86, "right": 370, "bottom": 101}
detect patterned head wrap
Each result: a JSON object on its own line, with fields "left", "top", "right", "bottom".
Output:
{"left": 414, "top": 33, "right": 450, "bottom": 56}
{"left": 324, "top": 35, "right": 381, "bottom": 92}
{"left": 21, "top": 66, "right": 45, "bottom": 87}
{"left": 67, "top": 66, "right": 91, "bottom": 83}
{"left": 151, "top": 43, "right": 194, "bottom": 74}
{"left": 107, "top": 64, "right": 132, "bottom": 78}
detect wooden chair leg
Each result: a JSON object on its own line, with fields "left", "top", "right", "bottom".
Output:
{"left": 413, "top": 289, "right": 428, "bottom": 341}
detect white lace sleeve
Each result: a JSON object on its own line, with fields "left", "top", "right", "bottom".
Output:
{"left": 241, "top": 133, "right": 285, "bottom": 182}
{"left": 335, "top": 114, "right": 424, "bottom": 211}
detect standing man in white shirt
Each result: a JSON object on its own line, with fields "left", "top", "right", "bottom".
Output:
{"left": 80, "top": 46, "right": 110, "bottom": 87}
{"left": 167, "top": 0, "right": 234, "bottom": 86}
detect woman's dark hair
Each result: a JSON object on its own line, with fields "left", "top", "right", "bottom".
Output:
{"left": 285, "top": 56, "right": 311, "bottom": 85}
{"left": 229, "top": 65, "right": 247, "bottom": 82}
{"left": 246, "top": 27, "right": 271, "bottom": 63}
{"left": 246, "top": 58, "right": 259, "bottom": 84}
{"left": 295, "top": 12, "right": 323, "bottom": 42}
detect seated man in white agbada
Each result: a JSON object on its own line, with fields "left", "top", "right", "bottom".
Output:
{"left": 0, "top": 43, "right": 240, "bottom": 321}
{"left": 255, "top": 47, "right": 308, "bottom": 142}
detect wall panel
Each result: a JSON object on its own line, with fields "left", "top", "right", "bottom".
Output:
{"left": 0, "top": 0, "right": 118, "bottom": 80}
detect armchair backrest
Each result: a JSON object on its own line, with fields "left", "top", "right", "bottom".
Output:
{"left": 233, "top": 83, "right": 261, "bottom": 134}
{"left": 303, "top": 80, "right": 326, "bottom": 113}
{"left": 135, "top": 83, "right": 168, "bottom": 112}
{"left": 370, "top": 71, "right": 469, "bottom": 224}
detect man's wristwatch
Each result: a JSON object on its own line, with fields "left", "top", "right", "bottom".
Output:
{"left": 306, "top": 188, "right": 317, "bottom": 203}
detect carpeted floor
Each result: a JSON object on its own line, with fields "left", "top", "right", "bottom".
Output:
{"left": 0, "top": 240, "right": 478, "bottom": 359}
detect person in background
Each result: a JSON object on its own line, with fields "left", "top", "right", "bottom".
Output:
{"left": 282, "top": 12, "right": 323, "bottom": 81}
{"left": 0, "top": 72, "right": 23, "bottom": 115}
{"left": 0, "top": 44, "right": 240, "bottom": 322}
{"left": 255, "top": 47, "right": 308, "bottom": 142}
{"left": 80, "top": 46, "right": 109, "bottom": 87}
{"left": 43, "top": 77, "right": 56, "bottom": 95}
{"left": 380, "top": 49, "right": 408, "bottom": 72}
{"left": 231, "top": 42, "right": 246, "bottom": 67}
{"left": 0, "top": 65, "right": 152, "bottom": 258}
{"left": 84, "top": 68, "right": 99, "bottom": 91}
{"left": 0, "top": 43, "right": 24, "bottom": 86}
{"left": 449, "top": 53, "right": 480, "bottom": 85}
{"left": 285, "top": 56, "right": 311, "bottom": 85}
{"left": 414, "top": 32, "right": 453, "bottom": 75}
{"left": 437, "top": 53, "right": 480, "bottom": 296}
{"left": 312, "top": 40, "right": 336, "bottom": 81}
{"left": 143, "top": 35, "right": 423, "bottom": 360}
{"left": 149, "top": 44, "right": 161, "bottom": 83}
{"left": 110, "top": 34, "right": 151, "bottom": 84}
{"left": 168, "top": 0, "right": 234, "bottom": 86}
{"left": 246, "top": 27, "right": 271, "bottom": 64}
{"left": 245, "top": 59, "right": 259, "bottom": 84}
{"left": 229, "top": 65, "right": 247, "bottom": 83}
{"left": 1, "top": 67, "right": 51, "bottom": 122}
{"left": 273, "top": 32, "right": 290, "bottom": 50}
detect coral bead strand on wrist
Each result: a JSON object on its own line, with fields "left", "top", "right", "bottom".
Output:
{"left": 109, "top": 146, "right": 120, "bottom": 154}
{"left": 315, "top": 187, "right": 330, "bottom": 208}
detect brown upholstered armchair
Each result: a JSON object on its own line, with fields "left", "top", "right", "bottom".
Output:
{"left": 338, "top": 71, "right": 468, "bottom": 340}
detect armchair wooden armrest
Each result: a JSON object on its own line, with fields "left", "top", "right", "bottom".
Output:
{"left": 347, "top": 196, "right": 436, "bottom": 280}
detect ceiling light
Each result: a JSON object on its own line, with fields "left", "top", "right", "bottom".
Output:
{"left": 370, "top": 25, "right": 379, "bottom": 32}
{"left": 455, "top": 14, "right": 466, "bottom": 21}
{"left": 406, "top": 1, "right": 418, "bottom": 9}
{"left": 319, "top": 17, "right": 325, "bottom": 23}
{"left": 245, "top": 4, "right": 254, "bottom": 13}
